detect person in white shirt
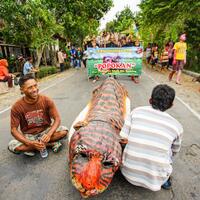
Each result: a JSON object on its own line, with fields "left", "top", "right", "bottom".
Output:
{"left": 57, "top": 49, "right": 65, "bottom": 72}
{"left": 120, "top": 84, "right": 183, "bottom": 191}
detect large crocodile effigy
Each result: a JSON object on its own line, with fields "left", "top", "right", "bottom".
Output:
{"left": 68, "top": 77, "right": 130, "bottom": 198}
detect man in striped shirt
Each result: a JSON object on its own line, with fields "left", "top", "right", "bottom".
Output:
{"left": 120, "top": 84, "right": 183, "bottom": 191}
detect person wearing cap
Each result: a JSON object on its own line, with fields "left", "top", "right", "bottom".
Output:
{"left": 168, "top": 34, "right": 187, "bottom": 84}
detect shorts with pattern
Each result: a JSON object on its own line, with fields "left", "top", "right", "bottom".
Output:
{"left": 8, "top": 125, "right": 68, "bottom": 153}
{"left": 173, "top": 60, "right": 185, "bottom": 71}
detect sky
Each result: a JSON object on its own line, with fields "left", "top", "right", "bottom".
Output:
{"left": 99, "top": 0, "right": 141, "bottom": 30}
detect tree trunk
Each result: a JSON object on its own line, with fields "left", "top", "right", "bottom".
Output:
{"left": 35, "top": 46, "right": 44, "bottom": 67}
{"left": 49, "top": 44, "right": 57, "bottom": 66}
{"left": 43, "top": 47, "right": 47, "bottom": 66}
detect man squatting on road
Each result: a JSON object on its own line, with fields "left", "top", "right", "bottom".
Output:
{"left": 120, "top": 84, "right": 183, "bottom": 190}
{"left": 8, "top": 74, "right": 68, "bottom": 156}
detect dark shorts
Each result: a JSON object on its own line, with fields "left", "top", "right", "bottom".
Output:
{"left": 173, "top": 60, "right": 184, "bottom": 71}
{"left": 161, "top": 62, "right": 168, "bottom": 67}
{"left": 151, "top": 58, "right": 158, "bottom": 65}
{"left": 146, "top": 56, "right": 151, "bottom": 63}
{"left": 60, "top": 63, "right": 65, "bottom": 72}
{"left": 168, "top": 58, "right": 173, "bottom": 66}
{"left": 8, "top": 125, "right": 68, "bottom": 153}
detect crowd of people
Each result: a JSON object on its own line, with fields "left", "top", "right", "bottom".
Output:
{"left": 57, "top": 46, "right": 87, "bottom": 70}
{"left": 145, "top": 42, "right": 173, "bottom": 70}
{"left": 83, "top": 32, "right": 141, "bottom": 48}
{"left": 0, "top": 32, "right": 193, "bottom": 92}
{"left": 56, "top": 32, "right": 141, "bottom": 72}
{"left": 145, "top": 33, "right": 187, "bottom": 85}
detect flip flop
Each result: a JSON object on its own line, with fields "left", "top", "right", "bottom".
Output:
{"left": 52, "top": 141, "right": 62, "bottom": 153}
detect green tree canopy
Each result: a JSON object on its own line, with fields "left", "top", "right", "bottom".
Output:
{"left": 105, "top": 7, "right": 135, "bottom": 33}
{"left": 137, "top": 0, "right": 200, "bottom": 71}
{"left": 0, "top": 0, "right": 113, "bottom": 65}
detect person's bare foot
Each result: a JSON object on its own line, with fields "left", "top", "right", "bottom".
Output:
{"left": 176, "top": 81, "right": 181, "bottom": 85}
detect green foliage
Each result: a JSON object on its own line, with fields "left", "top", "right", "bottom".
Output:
{"left": 0, "top": 0, "right": 63, "bottom": 48}
{"left": 0, "top": 0, "right": 113, "bottom": 65}
{"left": 37, "top": 66, "right": 57, "bottom": 78}
{"left": 45, "top": 0, "right": 113, "bottom": 45}
{"left": 105, "top": 7, "right": 135, "bottom": 33}
{"left": 138, "top": 0, "right": 200, "bottom": 72}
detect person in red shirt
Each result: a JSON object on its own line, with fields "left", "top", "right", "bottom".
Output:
{"left": 8, "top": 74, "right": 68, "bottom": 156}
{"left": 0, "top": 59, "right": 13, "bottom": 87}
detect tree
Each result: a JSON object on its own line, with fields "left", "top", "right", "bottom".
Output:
{"left": 137, "top": 0, "right": 200, "bottom": 71}
{"left": 45, "top": 0, "right": 113, "bottom": 45}
{"left": 0, "top": 0, "right": 113, "bottom": 66}
{"left": 105, "top": 7, "right": 135, "bottom": 33}
{"left": 0, "top": 0, "right": 63, "bottom": 66}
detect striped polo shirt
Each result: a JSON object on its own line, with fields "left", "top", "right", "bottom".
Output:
{"left": 120, "top": 106, "right": 183, "bottom": 191}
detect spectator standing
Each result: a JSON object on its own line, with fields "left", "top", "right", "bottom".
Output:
{"left": 70, "top": 46, "right": 77, "bottom": 67}
{"left": 82, "top": 47, "right": 88, "bottom": 68}
{"left": 151, "top": 44, "right": 159, "bottom": 69}
{"left": 76, "top": 47, "right": 83, "bottom": 68}
{"left": 145, "top": 43, "right": 152, "bottom": 64}
{"left": 0, "top": 59, "right": 13, "bottom": 87}
{"left": 167, "top": 42, "right": 174, "bottom": 69}
{"left": 160, "top": 44, "right": 169, "bottom": 70}
{"left": 57, "top": 49, "right": 65, "bottom": 72}
{"left": 169, "top": 34, "right": 187, "bottom": 84}
{"left": 64, "top": 46, "right": 71, "bottom": 63}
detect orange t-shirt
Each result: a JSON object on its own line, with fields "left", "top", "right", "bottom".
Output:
{"left": 0, "top": 66, "right": 9, "bottom": 80}
{"left": 11, "top": 95, "right": 59, "bottom": 134}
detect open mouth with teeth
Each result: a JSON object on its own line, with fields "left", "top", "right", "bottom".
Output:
{"left": 71, "top": 177, "right": 103, "bottom": 198}
{"left": 70, "top": 150, "right": 118, "bottom": 198}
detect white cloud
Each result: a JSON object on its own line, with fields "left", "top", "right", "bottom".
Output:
{"left": 99, "top": 0, "right": 141, "bottom": 30}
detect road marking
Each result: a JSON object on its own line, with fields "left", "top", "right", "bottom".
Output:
{"left": 143, "top": 71, "right": 200, "bottom": 121}
{"left": 40, "top": 77, "right": 68, "bottom": 93}
{"left": 0, "top": 106, "right": 11, "bottom": 114}
{"left": 0, "top": 73, "right": 74, "bottom": 115}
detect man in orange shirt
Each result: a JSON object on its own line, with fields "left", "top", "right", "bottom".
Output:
{"left": 0, "top": 59, "right": 13, "bottom": 87}
{"left": 8, "top": 75, "right": 68, "bottom": 156}
{"left": 168, "top": 34, "right": 187, "bottom": 84}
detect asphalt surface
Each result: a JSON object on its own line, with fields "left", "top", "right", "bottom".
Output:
{"left": 0, "top": 68, "right": 200, "bottom": 200}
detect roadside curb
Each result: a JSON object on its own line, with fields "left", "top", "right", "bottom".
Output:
{"left": 0, "top": 68, "right": 76, "bottom": 115}
{"left": 183, "top": 69, "right": 200, "bottom": 78}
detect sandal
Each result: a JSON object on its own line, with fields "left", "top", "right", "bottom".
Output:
{"left": 52, "top": 141, "right": 62, "bottom": 153}
{"left": 8, "top": 140, "right": 21, "bottom": 154}
{"left": 162, "top": 178, "right": 172, "bottom": 190}
{"left": 24, "top": 151, "right": 35, "bottom": 156}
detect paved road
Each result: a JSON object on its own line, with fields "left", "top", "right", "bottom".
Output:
{"left": 0, "top": 68, "right": 200, "bottom": 200}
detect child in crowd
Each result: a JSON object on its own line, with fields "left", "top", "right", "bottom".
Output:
{"left": 151, "top": 44, "right": 159, "bottom": 69}
{"left": 160, "top": 44, "right": 169, "bottom": 70}
{"left": 169, "top": 34, "right": 187, "bottom": 85}
{"left": 145, "top": 43, "right": 152, "bottom": 64}
{"left": 167, "top": 42, "right": 174, "bottom": 69}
